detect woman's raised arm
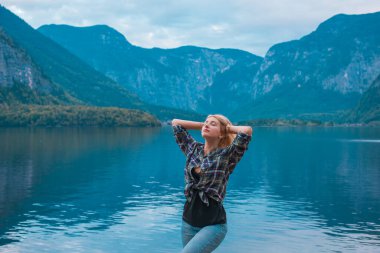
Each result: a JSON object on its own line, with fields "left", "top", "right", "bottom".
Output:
{"left": 171, "top": 119, "right": 203, "bottom": 130}
{"left": 227, "top": 125, "right": 253, "bottom": 136}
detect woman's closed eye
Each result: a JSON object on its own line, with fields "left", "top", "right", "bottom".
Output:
{"left": 204, "top": 121, "right": 217, "bottom": 126}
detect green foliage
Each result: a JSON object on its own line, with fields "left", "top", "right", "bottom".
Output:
{"left": 0, "top": 81, "right": 62, "bottom": 105}
{"left": 0, "top": 105, "right": 161, "bottom": 127}
{"left": 345, "top": 74, "right": 380, "bottom": 124}
{"left": 238, "top": 118, "right": 334, "bottom": 127}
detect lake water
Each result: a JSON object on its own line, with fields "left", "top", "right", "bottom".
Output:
{"left": 0, "top": 126, "right": 379, "bottom": 252}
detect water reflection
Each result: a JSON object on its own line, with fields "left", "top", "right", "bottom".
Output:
{"left": 0, "top": 126, "right": 379, "bottom": 252}
{"left": 226, "top": 127, "right": 380, "bottom": 252}
{"left": 0, "top": 127, "right": 163, "bottom": 244}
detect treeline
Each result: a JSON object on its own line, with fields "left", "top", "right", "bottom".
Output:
{"left": 238, "top": 118, "right": 336, "bottom": 127}
{"left": 241, "top": 118, "right": 380, "bottom": 127}
{"left": 0, "top": 105, "right": 161, "bottom": 127}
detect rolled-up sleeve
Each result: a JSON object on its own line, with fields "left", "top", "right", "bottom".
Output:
{"left": 225, "top": 132, "right": 252, "bottom": 173}
{"left": 173, "top": 125, "right": 197, "bottom": 157}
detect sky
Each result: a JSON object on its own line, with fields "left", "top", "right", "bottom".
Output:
{"left": 2, "top": 0, "right": 380, "bottom": 56}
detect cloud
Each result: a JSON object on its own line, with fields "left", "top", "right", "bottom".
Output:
{"left": 2, "top": 0, "right": 380, "bottom": 56}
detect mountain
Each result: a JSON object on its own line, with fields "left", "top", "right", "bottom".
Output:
{"left": 0, "top": 5, "right": 142, "bottom": 108}
{"left": 38, "top": 12, "right": 380, "bottom": 122}
{"left": 38, "top": 24, "right": 263, "bottom": 117}
{"left": 0, "top": 28, "right": 74, "bottom": 105}
{"left": 347, "top": 74, "right": 380, "bottom": 124}
{"left": 0, "top": 25, "right": 161, "bottom": 126}
{"left": 238, "top": 12, "right": 380, "bottom": 120}
{"left": 0, "top": 5, "right": 203, "bottom": 123}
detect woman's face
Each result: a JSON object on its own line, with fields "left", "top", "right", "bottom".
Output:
{"left": 201, "top": 116, "right": 222, "bottom": 139}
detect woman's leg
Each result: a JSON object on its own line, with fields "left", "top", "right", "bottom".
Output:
{"left": 182, "top": 220, "right": 200, "bottom": 247}
{"left": 181, "top": 221, "right": 227, "bottom": 253}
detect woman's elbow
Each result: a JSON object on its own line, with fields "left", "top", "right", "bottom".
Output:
{"left": 171, "top": 119, "right": 179, "bottom": 126}
{"left": 244, "top": 126, "right": 253, "bottom": 136}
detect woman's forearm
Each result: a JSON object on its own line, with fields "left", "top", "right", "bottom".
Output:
{"left": 172, "top": 118, "right": 253, "bottom": 135}
{"left": 228, "top": 125, "right": 253, "bottom": 136}
{"left": 172, "top": 119, "right": 203, "bottom": 130}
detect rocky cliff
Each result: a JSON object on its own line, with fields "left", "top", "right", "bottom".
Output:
{"left": 242, "top": 12, "right": 380, "bottom": 119}
{"left": 0, "top": 6, "right": 143, "bottom": 108}
{"left": 0, "top": 29, "right": 72, "bottom": 104}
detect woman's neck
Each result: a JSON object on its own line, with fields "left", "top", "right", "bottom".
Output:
{"left": 204, "top": 139, "right": 219, "bottom": 155}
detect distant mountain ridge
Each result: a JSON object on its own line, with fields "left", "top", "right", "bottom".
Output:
{"left": 38, "top": 24, "right": 263, "bottom": 116}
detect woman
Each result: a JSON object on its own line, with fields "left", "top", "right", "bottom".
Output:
{"left": 172, "top": 114, "right": 252, "bottom": 253}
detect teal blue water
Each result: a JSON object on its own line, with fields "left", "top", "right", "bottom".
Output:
{"left": 0, "top": 126, "right": 379, "bottom": 252}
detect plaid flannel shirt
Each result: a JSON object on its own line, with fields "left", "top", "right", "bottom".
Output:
{"left": 173, "top": 124, "right": 252, "bottom": 206}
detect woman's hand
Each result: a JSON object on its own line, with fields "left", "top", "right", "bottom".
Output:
{"left": 226, "top": 124, "right": 232, "bottom": 134}
{"left": 227, "top": 124, "right": 252, "bottom": 136}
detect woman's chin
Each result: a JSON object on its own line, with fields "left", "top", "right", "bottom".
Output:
{"left": 202, "top": 132, "right": 218, "bottom": 140}
{"left": 201, "top": 132, "right": 209, "bottom": 138}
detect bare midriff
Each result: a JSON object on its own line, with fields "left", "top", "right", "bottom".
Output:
{"left": 193, "top": 167, "right": 201, "bottom": 174}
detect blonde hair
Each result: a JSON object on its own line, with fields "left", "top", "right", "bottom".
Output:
{"left": 207, "top": 114, "right": 236, "bottom": 148}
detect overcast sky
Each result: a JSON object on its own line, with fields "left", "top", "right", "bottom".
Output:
{"left": 2, "top": 0, "right": 380, "bottom": 56}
